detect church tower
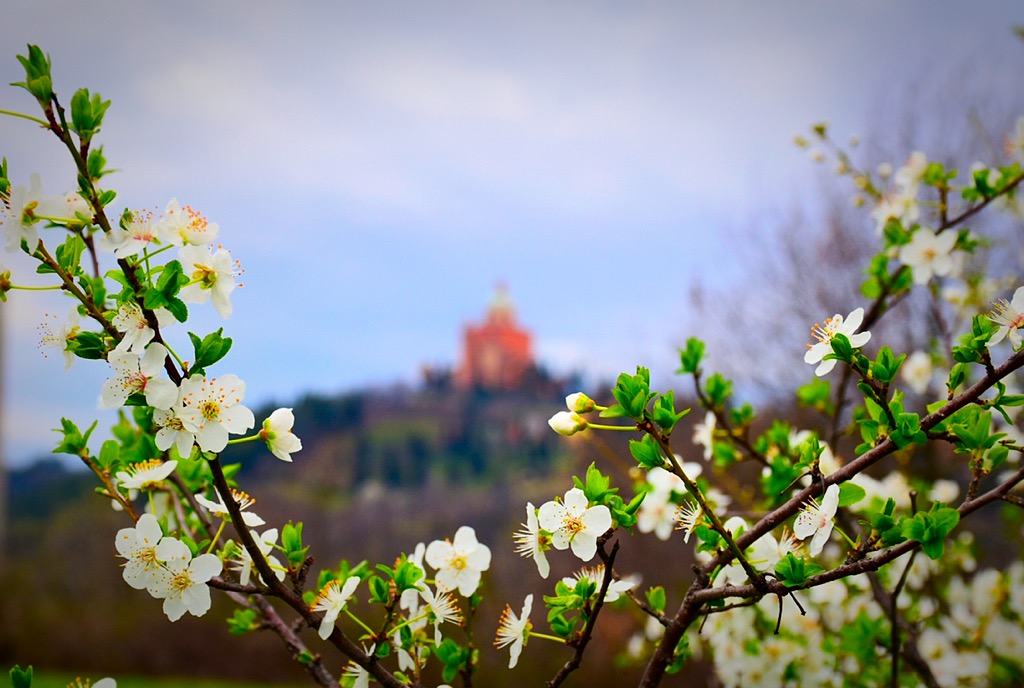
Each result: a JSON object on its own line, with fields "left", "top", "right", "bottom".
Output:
{"left": 454, "top": 285, "right": 533, "bottom": 390}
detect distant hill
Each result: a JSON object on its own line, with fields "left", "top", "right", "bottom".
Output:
{"left": 227, "top": 367, "right": 573, "bottom": 484}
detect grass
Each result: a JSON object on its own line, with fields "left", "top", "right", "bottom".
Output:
{"left": 22, "top": 671, "right": 307, "bottom": 688}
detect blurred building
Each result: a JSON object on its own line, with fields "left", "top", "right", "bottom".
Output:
{"left": 454, "top": 285, "right": 534, "bottom": 391}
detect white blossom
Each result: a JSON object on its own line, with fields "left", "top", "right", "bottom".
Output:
{"left": 100, "top": 343, "right": 177, "bottom": 410}
{"left": 311, "top": 575, "right": 361, "bottom": 640}
{"left": 494, "top": 594, "right": 532, "bottom": 669}
{"left": 147, "top": 537, "right": 222, "bottom": 621}
{"left": 176, "top": 373, "right": 255, "bottom": 453}
{"left": 793, "top": 484, "right": 840, "bottom": 556}
{"left": 804, "top": 307, "right": 871, "bottom": 376}
{"left": 425, "top": 525, "right": 491, "bottom": 596}
{"left": 538, "top": 487, "right": 612, "bottom": 562}
{"left": 513, "top": 502, "right": 551, "bottom": 578}
{"left": 259, "top": 407, "right": 302, "bottom": 462}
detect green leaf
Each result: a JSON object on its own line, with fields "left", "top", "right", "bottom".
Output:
{"left": 796, "top": 378, "right": 832, "bottom": 413}
{"left": 55, "top": 234, "right": 86, "bottom": 274}
{"left": 13, "top": 44, "right": 53, "bottom": 104}
{"left": 677, "top": 337, "right": 705, "bottom": 374}
{"left": 67, "top": 330, "right": 106, "bottom": 361}
{"left": 901, "top": 504, "right": 960, "bottom": 560}
{"left": 87, "top": 146, "right": 111, "bottom": 181}
{"left": 583, "top": 462, "right": 616, "bottom": 502}
{"left": 69, "top": 87, "right": 111, "bottom": 141}
{"left": 227, "top": 608, "right": 259, "bottom": 635}
{"left": 704, "top": 373, "right": 733, "bottom": 407}
{"left": 645, "top": 586, "right": 666, "bottom": 614}
{"left": 837, "top": 482, "right": 866, "bottom": 507}
{"left": 97, "top": 439, "right": 120, "bottom": 470}
{"left": 10, "top": 665, "right": 33, "bottom": 688}
{"left": 143, "top": 260, "right": 189, "bottom": 322}
{"left": 188, "top": 328, "right": 233, "bottom": 377}
{"left": 650, "top": 390, "right": 690, "bottom": 434}
{"left": 629, "top": 435, "right": 665, "bottom": 468}
{"left": 839, "top": 611, "right": 887, "bottom": 665}
{"left": 774, "top": 552, "right": 824, "bottom": 587}
{"left": 368, "top": 574, "right": 390, "bottom": 603}
{"left": 830, "top": 332, "right": 853, "bottom": 361}
{"left": 52, "top": 417, "right": 96, "bottom": 457}
{"left": 869, "top": 346, "right": 905, "bottom": 385}
{"left": 281, "top": 521, "right": 308, "bottom": 567}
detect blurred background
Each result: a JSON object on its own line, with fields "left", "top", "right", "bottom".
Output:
{"left": 2, "top": 1, "right": 1024, "bottom": 685}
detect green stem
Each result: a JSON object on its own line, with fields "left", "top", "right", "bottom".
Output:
{"left": 227, "top": 434, "right": 262, "bottom": 446}
{"left": 529, "top": 631, "right": 568, "bottom": 644}
{"left": 0, "top": 108, "right": 48, "bottom": 126}
{"left": 10, "top": 284, "right": 61, "bottom": 291}
{"left": 834, "top": 524, "right": 856, "bottom": 548}
{"left": 207, "top": 519, "right": 228, "bottom": 554}
{"left": 345, "top": 608, "right": 376, "bottom": 637}
{"left": 587, "top": 423, "right": 636, "bottom": 432}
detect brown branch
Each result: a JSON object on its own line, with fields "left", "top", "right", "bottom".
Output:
{"left": 638, "top": 352, "right": 1024, "bottom": 688}
{"left": 547, "top": 539, "right": 621, "bottom": 688}
{"left": 207, "top": 457, "right": 405, "bottom": 688}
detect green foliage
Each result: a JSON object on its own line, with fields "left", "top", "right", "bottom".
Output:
{"left": 227, "top": 608, "right": 260, "bottom": 635}
{"left": 0, "top": 156, "right": 9, "bottom": 196}
{"left": 935, "top": 404, "right": 1009, "bottom": 470}
{"left": 143, "top": 259, "right": 189, "bottom": 322}
{"left": 693, "top": 524, "right": 721, "bottom": 554}
{"left": 869, "top": 346, "right": 905, "bottom": 385}
{"left": 13, "top": 44, "right": 52, "bottom": 104}
{"left": 645, "top": 586, "right": 666, "bottom": 614}
{"left": 544, "top": 577, "right": 597, "bottom": 638}
{"left": 629, "top": 435, "right": 664, "bottom": 468}
{"left": 664, "top": 634, "right": 692, "bottom": 675}
{"left": 838, "top": 611, "right": 887, "bottom": 667}
{"left": 368, "top": 574, "right": 390, "bottom": 603}
{"left": 774, "top": 552, "right": 824, "bottom": 587}
{"left": 281, "top": 521, "right": 308, "bottom": 567}
{"left": 96, "top": 439, "right": 120, "bottom": 470}
{"left": 677, "top": 337, "right": 705, "bottom": 374}
{"left": 52, "top": 417, "right": 96, "bottom": 457}
{"left": 434, "top": 638, "right": 471, "bottom": 684}
{"left": 574, "top": 462, "right": 640, "bottom": 528}
{"left": 650, "top": 390, "right": 690, "bottom": 435}
{"left": 952, "top": 315, "right": 997, "bottom": 364}
{"left": 87, "top": 145, "right": 112, "bottom": 183}
{"left": 189, "top": 328, "right": 233, "bottom": 377}
{"left": 56, "top": 234, "right": 86, "bottom": 275}
{"left": 855, "top": 392, "right": 925, "bottom": 453}
{"left": 602, "top": 367, "right": 654, "bottom": 420}
{"left": 902, "top": 503, "right": 960, "bottom": 560}
{"left": 704, "top": 373, "right": 732, "bottom": 408}
{"left": 9, "top": 666, "right": 32, "bottom": 688}
{"left": 69, "top": 87, "right": 111, "bottom": 141}
{"left": 68, "top": 330, "right": 107, "bottom": 362}
{"left": 867, "top": 498, "right": 907, "bottom": 548}
{"left": 837, "top": 482, "right": 866, "bottom": 508}
{"left": 798, "top": 378, "right": 831, "bottom": 411}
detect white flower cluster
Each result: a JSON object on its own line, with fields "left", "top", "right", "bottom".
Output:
{"left": 687, "top": 547, "right": 1024, "bottom": 688}
{"left": 115, "top": 513, "right": 222, "bottom": 621}
{"left": 0, "top": 173, "right": 90, "bottom": 252}
{"left": 309, "top": 526, "right": 490, "bottom": 670}
{"left": 870, "top": 150, "right": 928, "bottom": 235}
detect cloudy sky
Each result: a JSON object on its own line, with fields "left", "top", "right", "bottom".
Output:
{"left": 1, "top": 1, "right": 1022, "bottom": 467}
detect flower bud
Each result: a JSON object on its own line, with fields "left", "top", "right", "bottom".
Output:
{"left": 565, "top": 392, "right": 595, "bottom": 413}
{"left": 548, "top": 411, "right": 587, "bottom": 436}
